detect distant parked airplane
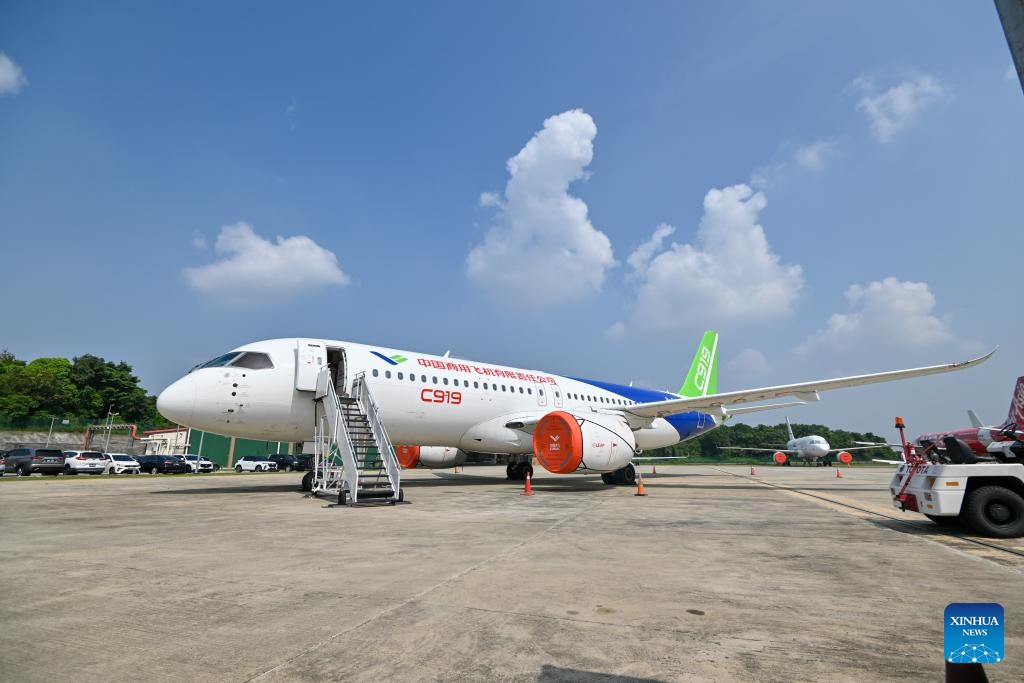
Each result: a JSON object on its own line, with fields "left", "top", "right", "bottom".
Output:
{"left": 718, "top": 417, "right": 888, "bottom": 466}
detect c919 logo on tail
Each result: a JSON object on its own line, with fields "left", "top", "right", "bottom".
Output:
{"left": 693, "top": 347, "right": 711, "bottom": 392}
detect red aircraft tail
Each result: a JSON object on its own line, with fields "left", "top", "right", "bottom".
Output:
{"left": 1007, "top": 376, "right": 1024, "bottom": 427}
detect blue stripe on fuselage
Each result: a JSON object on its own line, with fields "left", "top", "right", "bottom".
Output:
{"left": 569, "top": 376, "right": 718, "bottom": 441}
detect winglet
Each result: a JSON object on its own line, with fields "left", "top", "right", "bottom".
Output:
{"left": 679, "top": 330, "right": 719, "bottom": 398}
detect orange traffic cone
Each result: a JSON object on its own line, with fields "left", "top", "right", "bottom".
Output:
{"left": 652, "top": 464, "right": 657, "bottom": 475}
{"left": 635, "top": 476, "right": 647, "bottom": 496}
{"left": 835, "top": 468, "right": 843, "bottom": 478}
{"left": 750, "top": 466, "right": 757, "bottom": 476}
{"left": 521, "top": 472, "right": 534, "bottom": 496}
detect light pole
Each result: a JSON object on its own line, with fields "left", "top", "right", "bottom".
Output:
{"left": 103, "top": 406, "right": 119, "bottom": 453}
{"left": 44, "top": 416, "right": 70, "bottom": 448}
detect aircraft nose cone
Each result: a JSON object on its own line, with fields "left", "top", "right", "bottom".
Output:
{"left": 157, "top": 376, "right": 196, "bottom": 425}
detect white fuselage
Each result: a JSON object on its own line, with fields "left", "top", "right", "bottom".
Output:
{"left": 157, "top": 338, "right": 717, "bottom": 456}
{"left": 787, "top": 435, "right": 831, "bottom": 461}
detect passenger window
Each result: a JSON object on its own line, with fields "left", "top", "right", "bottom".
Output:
{"left": 432, "top": 376, "right": 438, "bottom": 384}
{"left": 372, "top": 369, "right": 379, "bottom": 377}
{"left": 518, "top": 387, "right": 524, "bottom": 393}
{"left": 397, "top": 372, "right": 403, "bottom": 380}
{"left": 443, "top": 378, "right": 449, "bottom": 385}
{"left": 421, "top": 375, "right": 427, "bottom": 382}
{"left": 527, "top": 388, "right": 532, "bottom": 395}
{"left": 385, "top": 370, "right": 392, "bottom": 379}
{"left": 474, "top": 382, "right": 479, "bottom": 389}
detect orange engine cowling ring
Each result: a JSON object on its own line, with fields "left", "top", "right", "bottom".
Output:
{"left": 773, "top": 451, "right": 788, "bottom": 465}
{"left": 837, "top": 451, "right": 853, "bottom": 465}
{"left": 532, "top": 411, "right": 584, "bottom": 474}
{"left": 395, "top": 445, "right": 421, "bottom": 469}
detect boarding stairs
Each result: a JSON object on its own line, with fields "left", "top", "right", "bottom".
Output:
{"left": 310, "top": 369, "right": 402, "bottom": 505}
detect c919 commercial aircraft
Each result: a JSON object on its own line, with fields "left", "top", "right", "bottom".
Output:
{"left": 156, "top": 332, "right": 992, "bottom": 485}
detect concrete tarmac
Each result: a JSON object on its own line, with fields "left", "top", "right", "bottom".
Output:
{"left": 0, "top": 465, "right": 1021, "bottom": 682}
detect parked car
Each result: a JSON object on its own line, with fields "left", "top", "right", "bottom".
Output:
{"left": 182, "top": 454, "right": 215, "bottom": 473}
{"left": 234, "top": 455, "right": 278, "bottom": 472}
{"left": 294, "top": 454, "right": 313, "bottom": 470}
{"left": 104, "top": 453, "right": 141, "bottom": 474}
{"left": 62, "top": 450, "right": 108, "bottom": 475}
{"left": 136, "top": 454, "right": 190, "bottom": 474}
{"left": 266, "top": 454, "right": 305, "bottom": 472}
{"left": 4, "top": 447, "right": 65, "bottom": 476}
{"left": 0, "top": 450, "right": 6, "bottom": 475}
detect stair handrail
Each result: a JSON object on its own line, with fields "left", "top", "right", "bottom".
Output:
{"left": 352, "top": 372, "right": 401, "bottom": 501}
{"left": 319, "top": 368, "right": 361, "bottom": 502}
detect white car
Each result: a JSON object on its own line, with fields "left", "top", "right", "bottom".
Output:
{"left": 234, "top": 455, "right": 278, "bottom": 472}
{"left": 104, "top": 453, "right": 141, "bottom": 474}
{"left": 62, "top": 450, "right": 108, "bottom": 475}
{"left": 183, "top": 454, "right": 216, "bottom": 473}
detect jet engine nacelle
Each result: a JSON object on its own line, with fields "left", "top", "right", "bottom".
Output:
{"left": 773, "top": 452, "right": 788, "bottom": 465}
{"left": 837, "top": 451, "right": 853, "bottom": 465}
{"left": 394, "top": 445, "right": 467, "bottom": 469}
{"left": 532, "top": 410, "right": 636, "bottom": 474}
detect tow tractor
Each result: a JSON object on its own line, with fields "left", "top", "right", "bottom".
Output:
{"left": 888, "top": 416, "right": 1024, "bottom": 538}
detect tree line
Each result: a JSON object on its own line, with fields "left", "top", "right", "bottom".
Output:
{"left": 647, "top": 420, "right": 894, "bottom": 461}
{"left": 0, "top": 350, "right": 169, "bottom": 426}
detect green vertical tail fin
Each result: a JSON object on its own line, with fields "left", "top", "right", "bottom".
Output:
{"left": 678, "top": 330, "right": 719, "bottom": 398}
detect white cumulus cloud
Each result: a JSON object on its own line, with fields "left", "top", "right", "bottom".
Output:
{"left": 619, "top": 184, "right": 803, "bottom": 333}
{"left": 0, "top": 53, "right": 28, "bottom": 95}
{"left": 626, "top": 223, "right": 674, "bottom": 274}
{"left": 800, "top": 277, "right": 952, "bottom": 354}
{"left": 853, "top": 74, "right": 949, "bottom": 143}
{"left": 184, "top": 222, "right": 349, "bottom": 306}
{"left": 795, "top": 140, "right": 836, "bottom": 171}
{"left": 466, "top": 109, "right": 615, "bottom": 305}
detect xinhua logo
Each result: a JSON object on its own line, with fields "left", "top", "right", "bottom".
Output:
{"left": 944, "top": 603, "right": 1003, "bottom": 664}
{"left": 371, "top": 351, "right": 408, "bottom": 366}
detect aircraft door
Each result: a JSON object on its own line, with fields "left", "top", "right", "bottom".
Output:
{"left": 534, "top": 382, "right": 548, "bottom": 407}
{"left": 552, "top": 382, "right": 563, "bottom": 408}
{"left": 295, "top": 339, "right": 327, "bottom": 392}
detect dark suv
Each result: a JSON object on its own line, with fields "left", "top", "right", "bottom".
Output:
{"left": 4, "top": 447, "right": 65, "bottom": 476}
{"left": 266, "top": 454, "right": 307, "bottom": 472}
{"left": 136, "top": 454, "right": 190, "bottom": 474}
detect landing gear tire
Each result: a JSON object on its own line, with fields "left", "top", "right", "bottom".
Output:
{"left": 506, "top": 461, "right": 533, "bottom": 481}
{"left": 823, "top": 460, "right": 832, "bottom": 468}
{"left": 963, "top": 486, "right": 1024, "bottom": 538}
{"left": 301, "top": 471, "right": 314, "bottom": 492}
{"left": 602, "top": 464, "right": 636, "bottom": 486}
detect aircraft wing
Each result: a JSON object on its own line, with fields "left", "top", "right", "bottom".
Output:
{"left": 827, "top": 445, "right": 893, "bottom": 453}
{"left": 624, "top": 349, "right": 996, "bottom": 420}
{"left": 871, "top": 459, "right": 904, "bottom": 465}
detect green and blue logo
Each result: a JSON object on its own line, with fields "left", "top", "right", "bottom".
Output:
{"left": 945, "top": 603, "right": 1003, "bottom": 664}
{"left": 371, "top": 351, "right": 408, "bottom": 366}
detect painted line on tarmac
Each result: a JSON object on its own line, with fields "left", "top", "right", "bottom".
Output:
{"left": 709, "top": 467, "right": 1024, "bottom": 573}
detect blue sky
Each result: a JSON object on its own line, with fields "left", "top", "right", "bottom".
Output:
{"left": 2, "top": 2, "right": 1022, "bottom": 436}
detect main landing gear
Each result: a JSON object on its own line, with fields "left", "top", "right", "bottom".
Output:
{"left": 601, "top": 464, "right": 636, "bottom": 486}
{"left": 506, "top": 461, "right": 534, "bottom": 481}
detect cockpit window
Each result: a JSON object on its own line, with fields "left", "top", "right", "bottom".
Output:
{"left": 230, "top": 352, "right": 274, "bottom": 370}
{"left": 191, "top": 352, "right": 242, "bottom": 372}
